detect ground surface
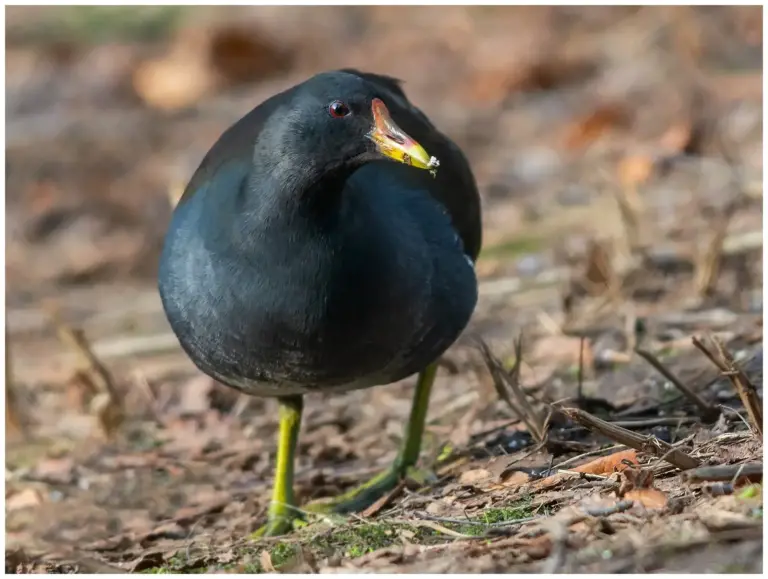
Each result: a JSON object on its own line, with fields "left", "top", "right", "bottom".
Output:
{"left": 5, "top": 6, "right": 764, "bottom": 574}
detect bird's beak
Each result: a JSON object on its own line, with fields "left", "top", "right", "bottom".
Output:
{"left": 367, "top": 98, "right": 439, "bottom": 175}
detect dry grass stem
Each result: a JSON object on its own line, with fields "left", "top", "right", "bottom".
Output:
{"left": 635, "top": 348, "right": 719, "bottom": 421}
{"left": 693, "top": 195, "right": 742, "bottom": 298}
{"left": 478, "top": 337, "right": 551, "bottom": 443}
{"left": 44, "top": 304, "right": 124, "bottom": 437}
{"left": 5, "top": 328, "right": 27, "bottom": 438}
{"left": 692, "top": 336, "right": 762, "bottom": 437}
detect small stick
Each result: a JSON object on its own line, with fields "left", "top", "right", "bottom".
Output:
{"left": 693, "top": 196, "right": 740, "bottom": 298}
{"left": 559, "top": 406, "right": 700, "bottom": 470}
{"left": 584, "top": 500, "right": 635, "bottom": 517}
{"left": 46, "top": 307, "right": 118, "bottom": 401}
{"left": 416, "top": 512, "right": 539, "bottom": 528}
{"left": 635, "top": 348, "right": 719, "bottom": 421}
{"left": 478, "top": 337, "right": 550, "bottom": 443}
{"left": 361, "top": 481, "right": 406, "bottom": 518}
{"left": 5, "top": 327, "right": 27, "bottom": 438}
{"left": 409, "top": 519, "right": 478, "bottom": 539}
{"left": 609, "top": 417, "right": 698, "bottom": 428}
{"left": 44, "top": 304, "right": 124, "bottom": 437}
{"left": 692, "top": 336, "right": 762, "bottom": 437}
{"left": 712, "top": 338, "right": 762, "bottom": 437}
{"left": 577, "top": 335, "right": 585, "bottom": 406}
{"left": 684, "top": 463, "right": 762, "bottom": 484}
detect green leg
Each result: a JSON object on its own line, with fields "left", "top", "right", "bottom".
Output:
{"left": 307, "top": 362, "right": 438, "bottom": 514}
{"left": 253, "top": 395, "right": 304, "bottom": 537}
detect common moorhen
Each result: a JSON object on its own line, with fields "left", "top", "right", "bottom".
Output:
{"left": 158, "top": 69, "right": 482, "bottom": 536}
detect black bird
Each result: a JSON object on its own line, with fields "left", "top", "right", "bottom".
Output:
{"left": 158, "top": 69, "right": 482, "bottom": 535}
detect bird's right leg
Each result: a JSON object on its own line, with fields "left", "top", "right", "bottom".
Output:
{"left": 252, "top": 394, "right": 304, "bottom": 537}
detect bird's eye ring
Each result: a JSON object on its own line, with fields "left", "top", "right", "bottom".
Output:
{"left": 328, "top": 100, "right": 351, "bottom": 118}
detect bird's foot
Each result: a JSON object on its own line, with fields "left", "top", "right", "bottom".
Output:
{"left": 251, "top": 504, "right": 306, "bottom": 538}
{"left": 305, "top": 464, "right": 437, "bottom": 515}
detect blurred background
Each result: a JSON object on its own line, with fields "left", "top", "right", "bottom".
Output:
{"left": 5, "top": 5, "right": 763, "bottom": 572}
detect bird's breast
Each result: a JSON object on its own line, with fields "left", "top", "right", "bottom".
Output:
{"left": 158, "top": 176, "right": 477, "bottom": 395}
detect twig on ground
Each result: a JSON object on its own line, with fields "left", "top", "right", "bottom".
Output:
{"left": 415, "top": 512, "right": 539, "bottom": 529}
{"left": 407, "top": 519, "right": 478, "bottom": 539}
{"left": 635, "top": 348, "right": 719, "bottom": 421}
{"left": 44, "top": 304, "right": 124, "bottom": 438}
{"left": 718, "top": 404, "right": 753, "bottom": 431}
{"left": 5, "top": 327, "right": 27, "bottom": 439}
{"left": 477, "top": 336, "right": 551, "bottom": 444}
{"left": 130, "top": 369, "right": 164, "bottom": 424}
{"left": 572, "top": 478, "right": 621, "bottom": 491}
{"left": 692, "top": 336, "right": 762, "bottom": 437}
{"left": 584, "top": 500, "right": 635, "bottom": 517}
{"left": 577, "top": 335, "right": 586, "bottom": 405}
{"left": 683, "top": 463, "right": 762, "bottom": 484}
{"left": 361, "top": 481, "right": 406, "bottom": 518}
{"left": 558, "top": 407, "right": 700, "bottom": 470}
{"left": 557, "top": 469, "right": 611, "bottom": 481}
{"left": 610, "top": 416, "right": 699, "bottom": 429}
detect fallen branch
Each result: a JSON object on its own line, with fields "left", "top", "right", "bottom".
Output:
{"left": 558, "top": 407, "right": 700, "bottom": 470}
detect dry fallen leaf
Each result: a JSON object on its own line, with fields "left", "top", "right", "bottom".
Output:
{"left": 7, "top": 488, "right": 44, "bottom": 512}
{"left": 519, "top": 449, "right": 638, "bottom": 492}
{"left": 133, "top": 52, "right": 215, "bottom": 111}
{"left": 208, "top": 26, "right": 292, "bottom": 86}
{"left": 659, "top": 121, "right": 694, "bottom": 153}
{"left": 30, "top": 457, "right": 76, "bottom": 485}
{"left": 563, "top": 103, "right": 630, "bottom": 150}
{"left": 133, "top": 24, "right": 291, "bottom": 112}
{"left": 617, "top": 154, "right": 654, "bottom": 188}
{"left": 624, "top": 488, "right": 668, "bottom": 510}
{"left": 572, "top": 449, "right": 638, "bottom": 476}
{"left": 458, "top": 468, "right": 494, "bottom": 485}
{"left": 619, "top": 462, "right": 655, "bottom": 494}
{"left": 499, "top": 470, "right": 532, "bottom": 486}
{"left": 177, "top": 374, "right": 215, "bottom": 415}
{"left": 260, "top": 550, "right": 277, "bottom": 573}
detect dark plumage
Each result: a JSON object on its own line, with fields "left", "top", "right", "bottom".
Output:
{"left": 158, "top": 69, "right": 482, "bottom": 535}
{"left": 159, "top": 70, "right": 481, "bottom": 397}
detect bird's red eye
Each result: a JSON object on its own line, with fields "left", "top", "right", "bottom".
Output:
{"left": 328, "top": 100, "right": 351, "bottom": 118}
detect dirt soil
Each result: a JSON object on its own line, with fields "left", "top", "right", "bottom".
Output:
{"left": 5, "top": 6, "right": 764, "bottom": 574}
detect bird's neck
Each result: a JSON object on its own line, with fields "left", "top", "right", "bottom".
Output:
{"left": 241, "top": 159, "right": 356, "bottom": 234}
